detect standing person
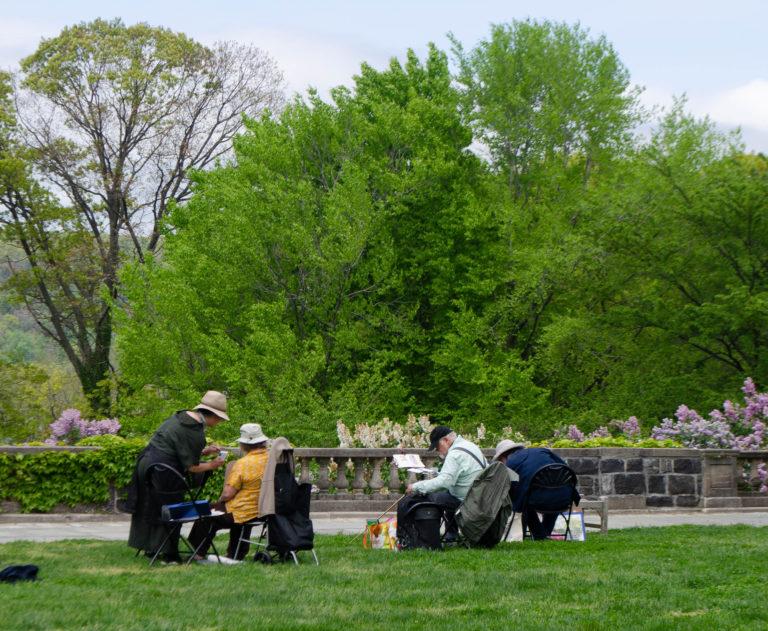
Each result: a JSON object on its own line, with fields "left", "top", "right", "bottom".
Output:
{"left": 494, "top": 441, "right": 580, "bottom": 540}
{"left": 405, "top": 425, "right": 486, "bottom": 543}
{"left": 126, "top": 391, "right": 229, "bottom": 563}
{"left": 188, "top": 423, "right": 270, "bottom": 563}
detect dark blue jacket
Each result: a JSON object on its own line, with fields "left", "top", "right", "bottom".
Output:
{"left": 505, "top": 447, "right": 580, "bottom": 512}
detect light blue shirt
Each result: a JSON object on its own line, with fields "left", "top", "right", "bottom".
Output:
{"left": 412, "top": 436, "right": 486, "bottom": 501}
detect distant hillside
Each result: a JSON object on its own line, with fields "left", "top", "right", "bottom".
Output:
{"left": 0, "top": 241, "right": 70, "bottom": 366}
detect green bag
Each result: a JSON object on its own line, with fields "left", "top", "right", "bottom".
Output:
{"left": 455, "top": 461, "right": 515, "bottom": 547}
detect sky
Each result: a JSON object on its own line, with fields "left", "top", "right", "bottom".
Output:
{"left": 1, "top": 0, "right": 767, "bottom": 152}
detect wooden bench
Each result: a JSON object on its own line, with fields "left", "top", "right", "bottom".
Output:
{"left": 578, "top": 499, "right": 607, "bottom": 534}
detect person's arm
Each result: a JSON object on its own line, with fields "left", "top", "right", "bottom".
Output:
{"left": 411, "top": 453, "right": 460, "bottom": 495}
{"left": 187, "top": 457, "right": 225, "bottom": 473}
{"left": 218, "top": 484, "right": 237, "bottom": 503}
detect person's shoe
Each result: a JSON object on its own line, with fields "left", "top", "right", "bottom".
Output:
{"left": 194, "top": 556, "right": 217, "bottom": 565}
{"left": 161, "top": 554, "right": 182, "bottom": 565}
{"left": 212, "top": 555, "right": 241, "bottom": 565}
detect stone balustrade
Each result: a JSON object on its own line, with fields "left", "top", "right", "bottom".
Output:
{"left": 294, "top": 447, "right": 768, "bottom": 512}
{"left": 1, "top": 446, "right": 766, "bottom": 514}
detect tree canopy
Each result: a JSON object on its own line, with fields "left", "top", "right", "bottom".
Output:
{"left": 0, "top": 19, "right": 285, "bottom": 412}
{"left": 2, "top": 18, "right": 765, "bottom": 445}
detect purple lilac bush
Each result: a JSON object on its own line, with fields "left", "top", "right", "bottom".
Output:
{"left": 45, "top": 409, "right": 121, "bottom": 445}
{"left": 555, "top": 379, "right": 767, "bottom": 493}
{"left": 555, "top": 416, "right": 642, "bottom": 443}
{"left": 650, "top": 378, "right": 767, "bottom": 450}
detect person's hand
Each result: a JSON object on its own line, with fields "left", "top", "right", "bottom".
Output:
{"left": 201, "top": 445, "right": 220, "bottom": 457}
{"left": 208, "top": 456, "right": 225, "bottom": 470}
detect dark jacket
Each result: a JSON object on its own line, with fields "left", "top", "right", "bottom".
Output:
{"left": 505, "top": 447, "right": 580, "bottom": 512}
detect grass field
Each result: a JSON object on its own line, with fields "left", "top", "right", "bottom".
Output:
{"left": 1, "top": 525, "right": 766, "bottom": 630}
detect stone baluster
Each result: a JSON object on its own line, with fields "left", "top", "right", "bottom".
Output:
{"left": 298, "top": 457, "right": 313, "bottom": 485}
{"left": 315, "top": 458, "right": 332, "bottom": 494}
{"left": 351, "top": 456, "right": 368, "bottom": 494}
{"left": 388, "top": 458, "right": 401, "bottom": 494}
{"left": 423, "top": 455, "right": 439, "bottom": 472}
{"left": 369, "top": 457, "right": 385, "bottom": 494}
{"left": 334, "top": 457, "right": 349, "bottom": 494}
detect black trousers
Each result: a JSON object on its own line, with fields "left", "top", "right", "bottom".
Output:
{"left": 187, "top": 501, "right": 254, "bottom": 560}
{"left": 524, "top": 510, "right": 559, "bottom": 540}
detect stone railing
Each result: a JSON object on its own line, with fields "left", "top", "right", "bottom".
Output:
{"left": 295, "top": 447, "right": 768, "bottom": 512}
{"left": 1, "top": 446, "right": 766, "bottom": 514}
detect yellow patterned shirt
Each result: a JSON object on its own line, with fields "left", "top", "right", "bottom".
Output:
{"left": 225, "top": 449, "right": 269, "bottom": 523}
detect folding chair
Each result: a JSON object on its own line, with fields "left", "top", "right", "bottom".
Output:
{"left": 144, "top": 462, "right": 221, "bottom": 566}
{"left": 396, "top": 497, "right": 445, "bottom": 550}
{"left": 237, "top": 437, "right": 318, "bottom": 565}
{"left": 503, "top": 463, "right": 578, "bottom": 541}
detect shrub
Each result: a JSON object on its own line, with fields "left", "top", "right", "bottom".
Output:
{"left": 651, "top": 378, "right": 767, "bottom": 450}
{"left": 45, "top": 409, "right": 121, "bottom": 445}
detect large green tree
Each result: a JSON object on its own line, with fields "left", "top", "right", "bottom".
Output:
{"left": 0, "top": 19, "right": 284, "bottom": 412}
{"left": 451, "top": 18, "right": 640, "bottom": 203}
{"left": 448, "top": 20, "right": 642, "bottom": 433}
{"left": 538, "top": 102, "right": 766, "bottom": 425}
{"left": 117, "top": 46, "right": 547, "bottom": 443}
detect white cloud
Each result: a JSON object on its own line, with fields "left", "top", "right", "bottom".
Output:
{"left": 203, "top": 26, "right": 393, "bottom": 101}
{"left": 701, "top": 79, "right": 768, "bottom": 133}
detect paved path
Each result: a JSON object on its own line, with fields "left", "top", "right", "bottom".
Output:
{"left": 0, "top": 510, "right": 766, "bottom": 543}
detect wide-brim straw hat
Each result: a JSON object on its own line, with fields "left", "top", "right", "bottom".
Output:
{"left": 194, "top": 390, "right": 230, "bottom": 421}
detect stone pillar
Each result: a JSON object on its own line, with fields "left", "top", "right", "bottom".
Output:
{"left": 334, "top": 458, "right": 349, "bottom": 494}
{"left": 387, "top": 459, "right": 401, "bottom": 494}
{"left": 351, "top": 457, "right": 367, "bottom": 494}
{"left": 369, "top": 457, "right": 385, "bottom": 494}
{"left": 702, "top": 453, "right": 741, "bottom": 509}
{"left": 315, "top": 458, "right": 331, "bottom": 494}
{"left": 298, "top": 457, "right": 313, "bottom": 485}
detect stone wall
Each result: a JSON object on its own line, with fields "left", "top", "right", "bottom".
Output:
{"left": 2, "top": 445, "right": 766, "bottom": 514}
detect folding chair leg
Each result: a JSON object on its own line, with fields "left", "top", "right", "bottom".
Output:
{"left": 502, "top": 512, "right": 516, "bottom": 541}
{"left": 149, "top": 524, "right": 181, "bottom": 567}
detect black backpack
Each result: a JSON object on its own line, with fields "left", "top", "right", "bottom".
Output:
{"left": 396, "top": 495, "right": 443, "bottom": 550}
{"left": 0, "top": 564, "right": 39, "bottom": 583}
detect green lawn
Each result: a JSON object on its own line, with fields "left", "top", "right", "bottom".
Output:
{"left": 1, "top": 525, "right": 766, "bottom": 630}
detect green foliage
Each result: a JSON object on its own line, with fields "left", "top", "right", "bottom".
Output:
{"left": 538, "top": 100, "right": 768, "bottom": 424}
{"left": 0, "top": 440, "right": 143, "bottom": 512}
{"left": 5, "top": 20, "right": 765, "bottom": 445}
{"left": 543, "top": 437, "right": 683, "bottom": 449}
{"left": 2, "top": 18, "right": 283, "bottom": 414}
{"left": 0, "top": 359, "right": 84, "bottom": 443}
{"left": 451, "top": 18, "right": 641, "bottom": 202}
{"left": 116, "top": 45, "right": 542, "bottom": 444}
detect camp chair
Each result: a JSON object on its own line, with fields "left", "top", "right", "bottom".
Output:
{"left": 503, "top": 463, "right": 579, "bottom": 541}
{"left": 235, "top": 438, "right": 318, "bottom": 565}
{"left": 396, "top": 496, "right": 445, "bottom": 550}
{"left": 144, "top": 462, "right": 221, "bottom": 566}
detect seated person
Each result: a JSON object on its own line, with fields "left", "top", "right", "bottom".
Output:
{"left": 494, "top": 440, "right": 580, "bottom": 540}
{"left": 405, "top": 425, "right": 486, "bottom": 542}
{"left": 188, "top": 423, "right": 270, "bottom": 562}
